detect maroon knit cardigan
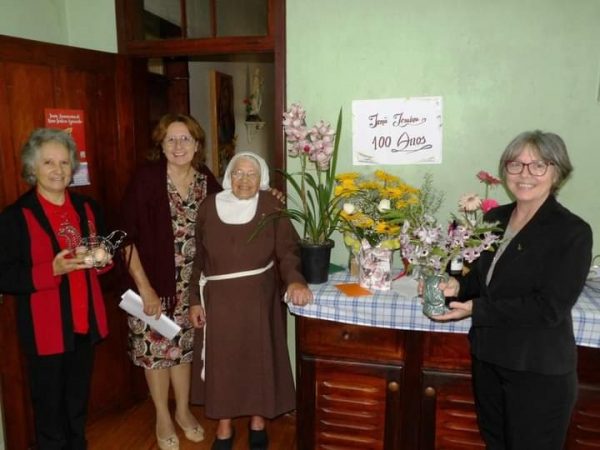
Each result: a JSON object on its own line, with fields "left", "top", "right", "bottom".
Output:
{"left": 119, "top": 159, "right": 221, "bottom": 302}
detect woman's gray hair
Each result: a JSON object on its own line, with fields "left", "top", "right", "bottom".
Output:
{"left": 21, "top": 128, "right": 80, "bottom": 185}
{"left": 498, "top": 130, "right": 573, "bottom": 193}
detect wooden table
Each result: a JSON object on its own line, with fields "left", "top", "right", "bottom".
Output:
{"left": 289, "top": 273, "right": 600, "bottom": 449}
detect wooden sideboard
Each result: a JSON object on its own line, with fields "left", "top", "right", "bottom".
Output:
{"left": 295, "top": 316, "right": 600, "bottom": 449}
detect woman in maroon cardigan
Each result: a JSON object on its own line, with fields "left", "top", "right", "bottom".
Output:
{"left": 0, "top": 128, "right": 111, "bottom": 450}
{"left": 120, "top": 114, "right": 221, "bottom": 450}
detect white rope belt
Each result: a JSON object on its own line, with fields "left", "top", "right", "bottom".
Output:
{"left": 198, "top": 260, "right": 274, "bottom": 380}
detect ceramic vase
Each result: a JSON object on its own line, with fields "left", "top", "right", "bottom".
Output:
{"left": 422, "top": 272, "right": 449, "bottom": 317}
{"left": 358, "top": 245, "right": 393, "bottom": 291}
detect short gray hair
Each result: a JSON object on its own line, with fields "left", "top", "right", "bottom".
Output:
{"left": 498, "top": 130, "right": 572, "bottom": 193}
{"left": 21, "top": 128, "right": 80, "bottom": 185}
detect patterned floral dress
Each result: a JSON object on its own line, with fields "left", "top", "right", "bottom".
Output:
{"left": 128, "top": 172, "right": 207, "bottom": 369}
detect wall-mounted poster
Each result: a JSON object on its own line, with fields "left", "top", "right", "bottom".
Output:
{"left": 352, "top": 97, "right": 443, "bottom": 165}
{"left": 210, "top": 71, "right": 236, "bottom": 179}
{"left": 44, "top": 108, "right": 90, "bottom": 186}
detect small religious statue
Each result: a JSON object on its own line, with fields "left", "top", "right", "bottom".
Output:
{"left": 246, "top": 67, "right": 264, "bottom": 122}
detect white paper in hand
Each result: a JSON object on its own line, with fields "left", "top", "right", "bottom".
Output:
{"left": 119, "top": 289, "right": 181, "bottom": 340}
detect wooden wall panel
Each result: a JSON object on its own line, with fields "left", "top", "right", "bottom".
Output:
{"left": 2, "top": 62, "right": 55, "bottom": 201}
{"left": 0, "top": 63, "right": 13, "bottom": 207}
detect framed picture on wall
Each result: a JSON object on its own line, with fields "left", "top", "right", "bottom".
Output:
{"left": 210, "top": 70, "right": 236, "bottom": 178}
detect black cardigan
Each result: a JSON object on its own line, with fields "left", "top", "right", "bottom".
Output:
{"left": 460, "top": 195, "right": 593, "bottom": 375}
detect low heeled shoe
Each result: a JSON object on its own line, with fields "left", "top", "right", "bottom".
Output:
{"left": 156, "top": 431, "right": 179, "bottom": 450}
{"left": 249, "top": 426, "right": 269, "bottom": 450}
{"left": 175, "top": 416, "right": 205, "bottom": 442}
{"left": 211, "top": 429, "right": 235, "bottom": 450}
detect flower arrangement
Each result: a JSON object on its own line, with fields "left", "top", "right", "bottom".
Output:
{"left": 280, "top": 103, "right": 343, "bottom": 245}
{"left": 394, "top": 174, "right": 503, "bottom": 277}
{"left": 335, "top": 170, "right": 419, "bottom": 252}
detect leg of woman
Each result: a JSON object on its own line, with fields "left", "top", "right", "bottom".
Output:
{"left": 170, "top": 363, "right": 204, "bottom": 441}
{"left": 250, "top": 415, "right": 265, "bottom": 430}
{"left": 249, "top": 415, "right": 268, "bottom": 449}
{"left": 215, "top": 418, "right": 234, "bottom": 439}
{"left": 63, "top": 334, "right": 94, "bottom": 450}
{"left": 503, "top": 368, "right": 577, "bottom": 450}
{"left": 26, "top": 353, "right": 68, "bottom": 450}
{"left": 471, "top": 357, "right": 506, "bottom": 450}
{"left": 145, "top": 368, "right": 176, "bottom": 439}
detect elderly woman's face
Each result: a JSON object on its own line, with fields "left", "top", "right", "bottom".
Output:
{"left": 34, "top": 141, "right": 72, "bottom": 199}
{"left": 231, "top": 157, "right": 260, "bottom": 200}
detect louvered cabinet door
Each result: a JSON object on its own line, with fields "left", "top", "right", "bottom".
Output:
{"left": 315, "top": 360, "right": 402, "bottom": 449}
{"left": 297, "top": 357, "right": 403, "bottom": 450}
{"left": 565, "top": 384, "right": 600, "bottom": 449}
{"left": 420, "top": 370, "right": 485, "bottom": 450}
{"left": 296, "top": 317, "right": 405, "bottom": 449}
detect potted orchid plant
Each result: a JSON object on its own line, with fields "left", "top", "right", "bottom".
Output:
{"left": 279, "top": 103, "right": 343, "bottom": 283}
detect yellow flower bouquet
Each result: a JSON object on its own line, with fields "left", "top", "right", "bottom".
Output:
{"left": 336, "top": 170, "right": 419, "bottom": 251}
{"left": 335, "top": 170, "right": 419, "bottom": 290}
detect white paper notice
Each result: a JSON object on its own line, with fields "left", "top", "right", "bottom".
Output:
{"left": 352, "top": 96, "right": 443, "bottom": 165}
{"left": 119, "top": 289, "right": 181, "bottom": 340}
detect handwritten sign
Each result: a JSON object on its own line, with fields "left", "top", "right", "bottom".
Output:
{"left": 45, "top": 108, "right": 90, "bottom": 186}
{"left": 352, "top": 97, "right": 443, "bottom": 165}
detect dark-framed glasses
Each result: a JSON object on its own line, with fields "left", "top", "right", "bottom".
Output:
{"left": 505, "top": 160, "right": 554, "bottom": 176}
{"left": 231, "top": 169, "right": 259, "bottom": 181}
{"left": 164, "top": 135, "right": 195, "bottom": 148}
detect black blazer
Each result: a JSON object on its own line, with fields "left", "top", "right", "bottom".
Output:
{"left": 459, "top": 195, "right": 592, "bottom": 375}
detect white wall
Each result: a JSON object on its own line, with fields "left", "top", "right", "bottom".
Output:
{"left": 0, "top": 0, "right": 117, "bottom": 52}
{"left": 189, "top": 61, "right": 275, "bottom": 177}
{"left": 64, "top": 0, "right": 117, "bottom": 52}
{"left": 0, "top": 0, "right": 68, "bottom": 45}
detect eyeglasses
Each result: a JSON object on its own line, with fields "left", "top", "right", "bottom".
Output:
{"left": 231, "top": 169, "right": 259, "bottom": 181}
{"left": 505, "top": 160, "right": 554, "bottom": 176}
{"left": 164, "top": 135, "right": 195, "bottom": 148}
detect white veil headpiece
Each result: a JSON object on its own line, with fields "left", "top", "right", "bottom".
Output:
{"left": 216, "top": 152, "right": 270, "bottom": 224}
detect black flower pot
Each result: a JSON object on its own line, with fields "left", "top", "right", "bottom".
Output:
{"left": 300, "top": 239, "right": 334, "bottom": 284}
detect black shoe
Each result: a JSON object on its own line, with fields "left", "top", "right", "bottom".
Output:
{"left": 248, "top": 426, "right": 268, "bottom": 450}
{"left": 211, "top": 429, "right": 235, "bottom": 450}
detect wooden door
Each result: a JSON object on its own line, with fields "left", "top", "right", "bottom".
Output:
{"left": 0, "top": 36, "right": 141, "bottom": 450}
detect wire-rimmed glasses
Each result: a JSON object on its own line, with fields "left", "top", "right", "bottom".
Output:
{"left": 163, "top": 135, "right": 196, "bottom": 148}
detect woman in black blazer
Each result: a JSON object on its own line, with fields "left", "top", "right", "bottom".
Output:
{"left": 434, "top": 130, "right": 593, "bottom": 450}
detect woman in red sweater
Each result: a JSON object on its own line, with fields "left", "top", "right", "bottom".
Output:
{"left": 0, "top": 128, "right": 112, "bottom": 450}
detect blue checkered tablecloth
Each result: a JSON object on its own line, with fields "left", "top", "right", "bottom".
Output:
{"left": 287, "top": 272, "right": 600, "bottom": 349}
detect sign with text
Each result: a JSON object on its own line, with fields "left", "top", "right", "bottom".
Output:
{"left": 352, "top": 97, "right": 443, "bottom": 165}
{"left": 44, "top": 108, "right": 90, "bottom": 186}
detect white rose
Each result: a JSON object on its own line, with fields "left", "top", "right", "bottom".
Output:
{"left": 343, "top": 203, "right": 356, "bottom": 215}
{"left": 377, "top": 199, "right": 391, "bottom": 212}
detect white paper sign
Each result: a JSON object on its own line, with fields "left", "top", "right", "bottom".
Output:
{"left": 352, "top": 97, "right": 443, "bottom": 165}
